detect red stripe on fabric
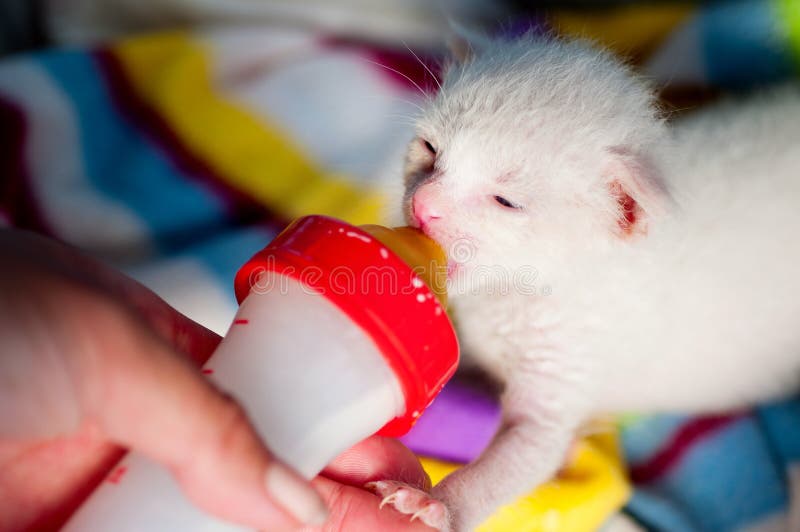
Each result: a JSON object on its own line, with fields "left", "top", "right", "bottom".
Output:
{"left": 322, "top": 36, "right": 442, "bottom": 94}
{"left": 92, "top": 49, "right": 286, "bottom": 230}
{"left": 0, "top": 95, "right": 54, "bottom": 235}
{"left": 629, "top": 414, "right": 745, "bottom": 484}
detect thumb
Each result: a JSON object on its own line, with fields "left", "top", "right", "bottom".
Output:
{"left": 79, "top": 307, "right": 329, "bottom": 529}
{"left": 303, "top": 478, "right": 438, "bottom": 532}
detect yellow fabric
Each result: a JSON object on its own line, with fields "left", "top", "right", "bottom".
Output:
{"left": 552, "top": 4, "right": 693, "bottom": 60}
{"left": 419, "top": 431, "right": 631, "bottom": 532}
{"left": 111, "top": 32, "right": 385, "bottom": 225}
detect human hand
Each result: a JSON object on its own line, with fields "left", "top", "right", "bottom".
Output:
{"left": 0, "top": 229, "right": 435, "bottom": 531}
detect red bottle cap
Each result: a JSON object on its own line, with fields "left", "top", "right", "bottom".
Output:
{"left": 234, "top": 215, "right": 459, "bottom": 436}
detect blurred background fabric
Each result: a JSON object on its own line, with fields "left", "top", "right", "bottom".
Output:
{"left": 0, "top": 0, "right": 47, "bottom": 55}
{"left": 2, "top": 1, "right": 800, "bottom": 531}
{"left": 42, "top": 0, "right": 506, "bottom": 49}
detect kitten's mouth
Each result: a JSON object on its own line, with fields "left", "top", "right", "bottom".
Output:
{"left": 411, "top": 218, "right": 433, "bottom": 240}
{"left": 411, "top": 224, "right": 457, "bottom": 279}
{"left": 419, "top": 230, "right": 475, "bottom": 281}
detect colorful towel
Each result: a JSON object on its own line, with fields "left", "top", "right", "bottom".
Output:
{"left": 3, "top": 2, "right": 800, "bottom": 529}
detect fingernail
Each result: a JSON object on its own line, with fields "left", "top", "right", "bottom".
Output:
{"left": 265, "top": 462, "right": 328, "bottom": 526}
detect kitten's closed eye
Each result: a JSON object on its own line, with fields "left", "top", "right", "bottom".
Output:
{"left": 494, "top": 195, "right": 522, "bottom": 210}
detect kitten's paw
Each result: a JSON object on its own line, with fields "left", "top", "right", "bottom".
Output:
{"left": 365, "top": 480, "right": 449, "bottom": 531}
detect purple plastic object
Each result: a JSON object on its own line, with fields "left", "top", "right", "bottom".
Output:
{"left": 399, "top": 379, "right": 501, "bottom": 464}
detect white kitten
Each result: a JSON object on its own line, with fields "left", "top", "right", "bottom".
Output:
{"left": 370, "top": 35, "right": 800, "bottom": 531}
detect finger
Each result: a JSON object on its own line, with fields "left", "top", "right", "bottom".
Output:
{"left": 77, "top": 305, "right": 328, "bottom": 530}
{"left": 302, "top": 477, "right": 439, "bottom": 532}
{"left": 127, "top": 289, "right": 222, "bottom": 367}
{"left": 322, "top": 436, "right": 431, "bottom": 491}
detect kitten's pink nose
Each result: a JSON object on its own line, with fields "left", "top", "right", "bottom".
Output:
{"left": 412, "top": 191, "right": 442, "bottom": 227}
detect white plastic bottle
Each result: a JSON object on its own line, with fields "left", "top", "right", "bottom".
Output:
{"left": 63, "top": 215, "right": 459, "bottom": 531}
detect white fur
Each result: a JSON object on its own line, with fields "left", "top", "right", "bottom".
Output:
{"left": 403, "top": 35, "right": 800, "bottom": 530}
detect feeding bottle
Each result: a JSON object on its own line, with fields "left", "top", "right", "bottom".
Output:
{"left": 64, "top": 215, "right": 459, "bottom": 531}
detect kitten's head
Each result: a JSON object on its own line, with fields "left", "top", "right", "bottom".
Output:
{"left": 403, "top": 36, "right": 671, "bottom": 280}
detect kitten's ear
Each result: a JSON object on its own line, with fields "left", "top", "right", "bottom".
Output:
{"left": 446, "top": 20, "right": 491, "bottom": 64}
{"left": 603, "top": 147, "right": 671, "bottom": 237}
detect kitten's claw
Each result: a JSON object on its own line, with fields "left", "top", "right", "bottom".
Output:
{"left": 366, "top": 480, "right": 449, "bottom": 531}
{"left": 410, "top": 502, "right": 447, "bottom": 527}
{"left": 379, "top": 492, "right": 398, "bottom": 509}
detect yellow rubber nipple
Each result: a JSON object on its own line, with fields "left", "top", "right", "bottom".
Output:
{"left": 360, "top": 225, "right": 448, "bottom": 309}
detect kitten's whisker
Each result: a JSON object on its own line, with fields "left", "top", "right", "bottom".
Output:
{"left": 403, "top": 40, "right": 443, "bottom": 93}
{"left": 361, "top": 58, "right": 430, "bottom": 99}
{"left": 393, "top": 97, "right": 426, "bottom": 114}
{"left": 355, "top": 93, "right": 425, "bottom": 117}
{"left": 387, "top": 116, "right": 421, "bottom": 127}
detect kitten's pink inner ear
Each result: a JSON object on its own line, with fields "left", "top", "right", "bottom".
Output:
{"left": 604, "top": 149, "right": 670, "bottom": 237}
{"left": 608, "top": 181, "right": 641, "bottom": 235}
